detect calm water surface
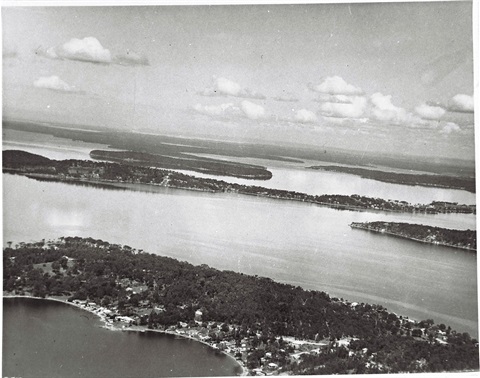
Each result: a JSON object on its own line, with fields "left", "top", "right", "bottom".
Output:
{"left": 3, "top": 129, "right": 475, "bottom": 204}
{"left": 174, "top": 166, "right": 475, "bottom": 205}
{"left": 3, "top": 297, "right": 241, "bottom": 378}
{"left": 3, "top": 174, "right": 477, "bottom": 337}
{"left": 2, "top": 129, "right": 114, "bottom": 161}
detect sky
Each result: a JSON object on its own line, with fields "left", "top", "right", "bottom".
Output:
{"left": 1, "top": 2, "right": 476, "bottom": 160}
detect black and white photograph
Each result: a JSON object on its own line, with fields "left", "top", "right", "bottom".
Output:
{"left": 2, "top": 1, "right": 478, "bottom": 376}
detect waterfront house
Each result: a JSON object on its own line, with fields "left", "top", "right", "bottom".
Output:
{"left": 68, "top": 165, "right": 105, "bottom": 178}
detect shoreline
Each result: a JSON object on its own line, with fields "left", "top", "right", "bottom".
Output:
{"left": 6, "top": 171, "right": 476, "bottom": 216}
{"left": 307, "top": 166, "right": 476, "bottom": 194}
{"left": 350, "top": 224, "right": 477, "bottom": 252}
{"left": 3, "top": 293, "right": 247, "bottom": 376}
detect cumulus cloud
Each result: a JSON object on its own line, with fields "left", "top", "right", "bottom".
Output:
{"left": 448, "top": 94, "right": 474, "bottom": 113}
{"left": 240, "top": 100, "right": 266, "bottom": 120}
{"left": 199, "top": 77, "right": 266, "bottom": 99}
{"left": 315, "top": 94, "right": 359, "bottom": 104}
{"left": 38, "top": 37, "right": 148, "bottom": 66}
{"left": 193, "top": 100, "right": 266, "bottom": 121}
{"left": 295, "top": 109, "right": 317, "bottom": 123}
{"left": 319, "top": 96, "right": 367, "bottom": 118}
{"left": 40, "top": 37, "right": 112, "bottom": 64}
{"left": 370, "top": 93, "right": 417, "bottom": 123}
{"left": 440, "top": 122, "right": 461, "bottom": 134}
{"left": 309, "top": 76, "right": 363, "bottom": 95}
{"left": 33, "top": 75, "right": 80, "bottom": 93}
{"left": 414, "top": 103, "right": 446, "bottom": 120}
{"left": 193, "top": 103, "right": 237, "bottom": 117}
{"left": 323, "top": 116, "right": 369, "bottom": 125}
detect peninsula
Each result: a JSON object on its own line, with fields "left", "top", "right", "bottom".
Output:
{"left": 350, "top": 222, "right": 476, "bottom": 251}
{"left": 3, "top": 150, "right": 476, "bottom": 216}
{"left": 4, "top": 237, "right": 479, "bottom": 374}
{"left": 89, "top": 149, "right": 273, "bottom": 180}
{"left": 307, "top": 165, "right": 475, "bottom": 193}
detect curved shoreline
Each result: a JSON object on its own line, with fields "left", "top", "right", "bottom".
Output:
{"left": 350, "top": 223, "right": 476, "bottom": 252}
{"left": 4, "top": 170, "right": 476, "bottom": 216}
{"left": 3, "top": 294, "right": 247, "bottom": 376}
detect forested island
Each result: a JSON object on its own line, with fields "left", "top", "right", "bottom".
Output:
{"left": 307, "top": 165, "right": 476, "bottom": 193}
{"left": 3, "top": 150, "right": 476, "bottom": 216}
{"left": 350, "top": 222, "right": 476, "bottom": 251}
{"left": 5, "top": 119, "right": 475, "bottom": 177}
{"left": 90, "top": 149, "right": 273, "bottom": 180}
{"left": 4, "top": 237, "right": 479, "bottom": 374}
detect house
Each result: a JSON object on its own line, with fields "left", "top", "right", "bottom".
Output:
{"left": 268, "top": 362, "right": 278, "bottom": 370}
{"left": 68, "top": 165, "right": 105, "bottom": 177}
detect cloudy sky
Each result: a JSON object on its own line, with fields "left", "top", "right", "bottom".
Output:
{"left": 2, "top": 2, "right": 476, "bottom": 159}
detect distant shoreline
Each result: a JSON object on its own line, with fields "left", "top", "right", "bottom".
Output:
{"left": 350, "top": 222, "right": 476, "bottom": 252}
{"left": 307, "top": 165, "right": 475, "bottom": 193}
{"left": 4, "top": 170, "right": 476, "bottom": 216}
{"left": 3, "top": 294, "right": 247, "bottom": 376}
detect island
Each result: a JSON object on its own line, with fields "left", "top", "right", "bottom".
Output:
{"left": 4, "top": 237, "right": 479, "bottom": 374}
{"left": 3, "top": 150, "right": 476, "bottom": 216}
{"left": 90, "top": 149, "right": 273, "bottom": 180}
{"left": 350, "top": 222, "right": 476, "bottom": 251}
{"left": 307, "top": 165, "right": 476, "bottom": 193}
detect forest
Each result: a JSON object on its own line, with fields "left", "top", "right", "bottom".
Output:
{"left": 4, "top": 119, "right": 475, "bottom": 177}
{"left": 350, "top": 221, "right": 476, "bottom": 251}
{"left": 90, "top": 149, "right": 273, "bottom": 180}
{"left": 3, "top": 150, "right": 476, "bottom": 216}
{"left": 308, "top": 165, "right": 475, "bottom": 193}
{"left": 3, "top": 237, "right": 479, "bottom": 374}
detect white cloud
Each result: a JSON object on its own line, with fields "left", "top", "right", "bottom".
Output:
{"left": 38, "top": 37, "right": 148, "bottom": 66}
{"left": 320, "top": 96, "right": 367, "bottom": 118}
{"left": 53, "top": 37, "right": 111, "bottom": 63}
{"left": 322, "top": 116, "right": 369, "bottom": 125}
{"left": 448, "top": 94, "right": 474, "bottom": 113}
{"left": 309, "top": 76, "right": 363, "bottom": 95}
{"left": 199, "top": 77, "right": 265, "bottom": 99}
{"left": 193, "top": 103, "right": 237, "bottom": 117}
{"left": 414, "top": 103, "right": 446, "bottom": 120}
{"left": 295, "top": 109, "right": 317, "bottom": 123}
{"left": 370, "top": 92, "right": 415, "bottom": 123}
{"left": 240, "top": 100, "right": 266, "bottom": 120}
{"left": 33, "top": 75, "right": 79, "bottom": 93}
{"left": 440, "top": 122, "right": 461, "bottom": 134}
{"left": 315, "top": 94, "right": 355, "bottom": 104}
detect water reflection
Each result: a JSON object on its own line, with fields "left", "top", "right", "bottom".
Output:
{"left": 3, "top": 174, "right": 477, "bottom": 337}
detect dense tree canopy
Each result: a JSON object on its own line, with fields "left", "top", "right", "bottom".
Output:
{"left": 4, "top": 237, "right": 478, "bottom": 374}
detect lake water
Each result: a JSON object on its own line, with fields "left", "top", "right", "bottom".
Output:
{"left": 2, "top": 129, "right": 112, "bottom": 161}
{"left": 3, "top": 297, "right": 241, "bottom": 378}
{"left": 3, "top": 129, "right": 475, "bottom": 205}
{"left": 3, "top": 174, "right": 477, "bottom": 337}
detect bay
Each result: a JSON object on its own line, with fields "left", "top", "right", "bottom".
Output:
{"left": 3, "top": 174, "right": 477, "bottom": 337}
{"left": 3, "top": 297, "right": 241, "bottom": 378}
{"left": 173, "top": 166, "right": 476, "bottom": 205}
{"left": 3, "top": 129, "right": 475, "bottom": 204}
{"left": 2, "top": 129, "right": 115, "bottom": 161}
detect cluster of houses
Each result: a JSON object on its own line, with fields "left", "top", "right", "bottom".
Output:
{"left": 64, "top": 279, "right": 459, "bottom": 376}
{"left": 67, "top": 165, "right": 105, "bottom": 179}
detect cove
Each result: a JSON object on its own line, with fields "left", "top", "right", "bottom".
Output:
{"left": 3, "top": 297, "right": 242, "bottom": 378}
{"left": 3, "top": 174, "right": 477, "bottom": 336}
